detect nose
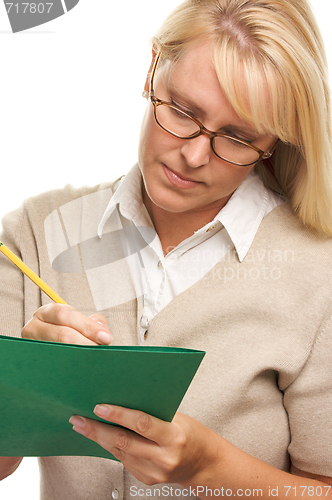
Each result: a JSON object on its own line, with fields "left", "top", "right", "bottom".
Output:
{"left": 180, "top": 134, "right": 211, "bottom": 168}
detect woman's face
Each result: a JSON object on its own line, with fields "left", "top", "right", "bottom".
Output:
{"left": 138, "top": 42, "right": 276, "bottom": 219}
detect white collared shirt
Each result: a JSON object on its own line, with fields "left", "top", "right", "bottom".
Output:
{"left": 98, "top": 164, "right": 284, "bottom": 344}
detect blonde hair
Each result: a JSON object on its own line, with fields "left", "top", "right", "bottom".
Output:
{"left": 151, "top": 0, "right": 332, "bottom": 235}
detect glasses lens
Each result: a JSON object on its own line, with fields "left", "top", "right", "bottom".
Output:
{"left": 155, "top": 103, "right": 200, "bottom": 139}
{"left": 154, "top": 101, "right": 261, "bottom": 166}
{"left": 213, "top": 135, "right": 260, "bottom": 166}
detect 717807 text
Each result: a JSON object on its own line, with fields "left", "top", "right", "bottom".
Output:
{"left": 283, "top": 485, "right": 331, "bottom": 497}
{"left": 5, "top": 3, "right": 53, "bottom": 14}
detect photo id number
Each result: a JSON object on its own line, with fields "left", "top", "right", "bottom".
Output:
{"left": 5, "top": 3, "right": 53, "bottom": 14}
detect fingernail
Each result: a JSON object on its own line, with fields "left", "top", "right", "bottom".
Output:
{"left": 97, "top": 331, "right": 112, "bottom": 345}
{"left": 69, "top": 416, "right": 86, "bottom": 429}
{"left": 94, "top": 404, "right": 111, "bottom": 418}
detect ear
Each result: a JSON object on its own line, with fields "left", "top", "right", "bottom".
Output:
{"left": 143, "top": 48, "right": 158, "bottom": 95}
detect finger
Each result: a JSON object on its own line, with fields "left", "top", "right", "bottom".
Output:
{"left": 23, "top": 304, "right": 112, "bottom": 345}
{"left": 69, "top": 415, "right": 161, "bottom": 463}
{"left": 93, "top": 404, "right": 174, "bottom": 445}
{"left": 69, "top": 415, "right": 182, "bottom": 485}
{"left": 89, "top": 313, "right": 109, "bottom": 330}
{"left": 22, "top": 317, "right": 98, "bottom": 345}
{"left": 37, "top": 304, "right": 112, "bottom": 344}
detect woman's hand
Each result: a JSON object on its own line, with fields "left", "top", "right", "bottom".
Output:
{"left": 69, "top": 406, "right": 332, "bottom": 499}
{"left": 69, "top": 405, "right": 221, "bottom": 487}
{"left": 22, "top": 303, "right": 112, "bottom": 345}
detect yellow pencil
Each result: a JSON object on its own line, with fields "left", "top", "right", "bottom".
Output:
{"left": 0, "top": 241, "right": 67, "bottom": 305}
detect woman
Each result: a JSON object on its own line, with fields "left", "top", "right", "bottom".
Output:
{"left": 1, "top": 0, "right": 332, "bottom": 498}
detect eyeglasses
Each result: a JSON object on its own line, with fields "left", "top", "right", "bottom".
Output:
{"left": 148, "top": 51, "right": 279, "bottom": 167}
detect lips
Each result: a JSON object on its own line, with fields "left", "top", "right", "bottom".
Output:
{"left": 162, "top": 164, "right": 202, "bottom": 189}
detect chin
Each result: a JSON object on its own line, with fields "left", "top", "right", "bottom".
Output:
{"left": 145, "top": 183, "right": 192, "bottom": 211}
{"left": 151, "top": 195, "right": 187, "bottom": 214}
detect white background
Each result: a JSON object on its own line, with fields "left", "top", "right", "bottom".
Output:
{"left": 0, "top": 1, "right": 331, "bottom": 498}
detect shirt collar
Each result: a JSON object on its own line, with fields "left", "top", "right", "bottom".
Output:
{"left": 98, "top": 164, "right": 282, "bottom": 262}
{"left": 215, "top": 171, "right": 273, "bottom": 261}
{"left": 98, "top": 164, "right": 152, "bottom": 237}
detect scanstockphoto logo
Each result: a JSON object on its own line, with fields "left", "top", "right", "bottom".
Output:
{"left": 3, "top": 0, "right": 79, "bottom": 33}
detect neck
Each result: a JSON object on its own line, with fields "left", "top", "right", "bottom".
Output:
{"left": 143, "top": 190, "right": 223, "bottom": 255}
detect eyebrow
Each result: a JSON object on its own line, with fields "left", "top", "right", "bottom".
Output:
{"left": 167, "top": 83, "right": 259, "bottom": 141}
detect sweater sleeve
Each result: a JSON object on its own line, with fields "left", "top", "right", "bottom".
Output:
{"left": 283, "top": 305, "right": 332, "bottom": 477}
{"left": 0, "top": 197, "right": 48, "bottom": 337}
{"left": 0, "top": 204, "right": 26, "bottom": 337}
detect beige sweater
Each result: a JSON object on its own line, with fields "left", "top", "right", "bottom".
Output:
{"left": 0, "top": 181, "right": 332, "bottom": 500}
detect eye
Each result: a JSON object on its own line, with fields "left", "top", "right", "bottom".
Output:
{"left": 170, "top": 100, "right": 195, "bottom": 118}
{"left": 168, "top": 103, "right": 195, "bottom": 123}
{"left": 170, "top": 106, "right": 188, "bottom": 119}
{"left": 223, "top": 131, "right": 254, "bottom": 145}
{"left": 229, "top": 138, "right": 252, "bottom": 148}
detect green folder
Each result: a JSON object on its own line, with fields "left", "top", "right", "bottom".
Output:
{"left": 0, "top": 335, "right": 205, "bottom": 460}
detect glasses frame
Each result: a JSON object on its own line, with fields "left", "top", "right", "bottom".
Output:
{"left": 148, "top": 50, "right": 279, "bottom": 167}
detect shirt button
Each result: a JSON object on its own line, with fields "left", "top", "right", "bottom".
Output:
{"left": 112, "top": 489, "right": 119, "bottom": 499}
{"left": 206, "top": 225, "right": 216, "bottom": 232}
{"left": 157, "top": 260, "right": 163, "bottom": 269}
